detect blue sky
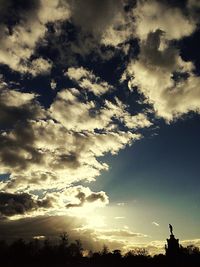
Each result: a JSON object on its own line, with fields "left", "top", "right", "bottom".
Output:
{"left": 89, "top": 115, "right": 200, "bottom": 240}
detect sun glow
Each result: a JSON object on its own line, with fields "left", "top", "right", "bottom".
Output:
{"left": 86, "top": 215, "right": 106, "bottom": 229}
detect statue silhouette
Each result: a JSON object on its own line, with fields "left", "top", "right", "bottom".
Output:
{"left": 169, "top": 224, "right": 173, "bottom": 235}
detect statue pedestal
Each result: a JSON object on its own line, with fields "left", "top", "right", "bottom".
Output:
{"left": 165, "top": 234, "right": 180, "bottom": 258}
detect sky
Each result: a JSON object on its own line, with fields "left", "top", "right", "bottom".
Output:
{"left": 0, "top": 0, "right": 200, "bottom": 255}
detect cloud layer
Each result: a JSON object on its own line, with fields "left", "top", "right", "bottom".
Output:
{"left": 0, "top": 72, "right": 147, "bottom": 219}
{"left": 126, "top": 0, "right": 200, "bottom": 121}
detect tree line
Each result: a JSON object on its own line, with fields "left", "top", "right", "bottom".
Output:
{"left": 0, "top": 233, "right": 200, "bottom": 266}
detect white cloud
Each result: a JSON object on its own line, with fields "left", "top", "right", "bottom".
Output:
{"left": 117, "top": 202, "right": 125, "bottom": 206}
{"left": 64, "top": 186, "right": 109, "bottom": 209}
{"left": 67, "top": 67, "right": 93, "bottom": 81}
{"left": 0, "top": 186, "right": 109, "bottom": 219}
{"left": 123, "top": 112, "right": 152, "bottom": 129}
{"left": 0, "top": 89, "right": 36, "bottom": 107}
{"left": 66, "top": 67, "right": 113, "bottom": 95}
{"left": 27, "top": 58, "right": 52, "bottom": 76}
{"left": 49, "top": 89, "right": 111, "bottom": 131}
{"left": 125, "top": 27, "right": 200, "bottom": 121}
{"left": 152, "top": 221, "right": 160, "bottom": 227}
{"left": 50, "top": 87, "right": 151, "bottom": 132}
{"left": 101, "top": 6, "right": 133, "bottom": 47}
{"left": 0, "top": 81, "right": 143, "bottom": 204}
{"left": 0, "top": 0, "right": 70, "bottom": 74}
{"left": 50, "top": 79, "right": 57, "bottom": 90}
{"left": 121, "top": 0, "right": 200, "bottom": 122}
{"left": 134, "top": 0, "right": 196, "bottom": 40}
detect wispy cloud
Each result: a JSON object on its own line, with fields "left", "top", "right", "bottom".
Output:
{"left": 117, "top": 202, "right": 125, "bottom": 206}
{"left": 115, "top": 216, "right": 125, "bottom": 220}
{"left": 152, "top": 221, "right": 160, "bottom": 227}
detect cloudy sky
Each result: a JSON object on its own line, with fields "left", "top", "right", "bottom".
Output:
{"left": 0, "top": 0, "right": 200, "bottom": 254}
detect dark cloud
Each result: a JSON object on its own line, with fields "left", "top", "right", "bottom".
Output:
{"left": 69, "top": 0, "right": 124, "bottom": 36}
{"left": 66, "top": 189, "right": 108, "bottom": 208}
{"left": 0, "top": 215, "right": 136, "bottom": 252}
{"left": 0, "top": 215, "right": 106, "bottom": 251}
{"left": 0, "top": 103, "right": 39, "bottom": 127}
{"left": 0, "top": 0, "right": 40, "bottom": 27}
{"left": 0, "top": 88, "right": 47, "bottom": 172}
{"left": 46, "top": 0, "right": 130, "bottom": 61}
{"left": 0, "top": 121, "right": 44, "bottom": 171}
{"left": 52, "top": 153, "right": 80, "bottom": 170}
{"left": 0, "top": 97, "right": 43, "bottom": 129}
{"left": 0, "top": 192, "right": 51, "bottom": 217}
{"left": 86, "top": 192, "right": 107, "bottom": 203}
{"left": 140, "top": 29, "right": 178, "bottom": 70}
{"left": 0, "top": 215, "right": 84, "bottom": 242}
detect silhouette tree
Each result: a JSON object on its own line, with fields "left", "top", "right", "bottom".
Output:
{"left": 101, "top": 244, "right": 109, "bottom": 255}
{"left": 68, "top": 239, "right": 83, "bottom": 258}
{"left": 0, "top": 233, "right": 199, "bottom": 267}
{"left": 59, "top": 232, "right": 69, "bottom": 247}
{"left": 57, "top": 232, "right": 70, "bottom": 263}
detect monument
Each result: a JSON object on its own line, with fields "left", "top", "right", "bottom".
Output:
{"left": 165, "top": 224, "right": 180, "bottom": 258}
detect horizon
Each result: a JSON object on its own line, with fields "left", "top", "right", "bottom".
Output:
{"left": 0, "top": 217, "right": 198, "bottom": 256}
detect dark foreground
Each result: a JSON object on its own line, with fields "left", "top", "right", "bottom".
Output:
{"left": 1, "top": 238, "right": 200, "bottom": 267}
